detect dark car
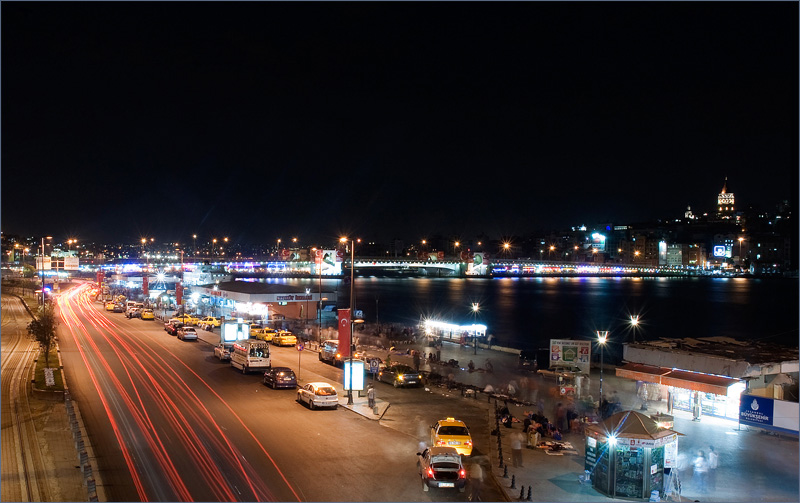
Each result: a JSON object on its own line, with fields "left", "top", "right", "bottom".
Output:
{"left": 377, "top": 364, "right": 422, "bottom": 388}
{"left": 416, "top": 447, "right": 466, "bottom": 492}
{"left": 263, "top": 367, "right": 298, "bottom": 389}
{"left": 112, "top": 304, "right": 125, "bottom": 313}
{"left": 165, "top": 321, "right": 184, "bottom": 336}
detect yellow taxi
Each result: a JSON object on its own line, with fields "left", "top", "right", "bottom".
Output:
{"left": 430, "top": 417, "right": 473, "bottom": 456}
{"left": 105, "top": 301, "right": 116, "bottom": 311}
{"left": 173, "top": 314, "right": 199, "bottom": 325}
{"left": 271, "top": 330, "right": 297, "bottom": 347}
{"left": 199, "top": 316, "right": 221, "bottom": 329}
{"left": 140, "top": 309, "right": 155, "bottom": 320}
{"left": 250, "top": 327, "right": 276, "bottom": 342}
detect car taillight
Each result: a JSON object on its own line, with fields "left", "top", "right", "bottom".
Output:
{"left": 427, "top": 468, "right": 434, "bottom": 477}
{"left": 465, "top": 440, "right": 473, "bottom": 446}
{"left": 436, "top": 440, "right": 446, "bottom": 446}
{"left": 459, "top": 469, "right": 466, "bottom": 479}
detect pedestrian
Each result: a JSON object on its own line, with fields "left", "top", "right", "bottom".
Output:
{"left": 413, "top": 350, "right": 421, "bottom": 371}
{"left": 436, "top": 347, "right": 441, "bottom": 361}
{"left": 707, "top": 445, "right": 718, "bottom": 490}
{"left": 555, "top": 402, "right": 566, "bottom": 431}
{"left": 469, "top": 462, "right": 484, "bottom": 502}
{"left": 692, "top": 450, "right": 708, "bottom": 493}
{"left": 367, "top": 385, "right": 375, "bottom": 408}
{"left": 511, "top": 431, "right": 525, "bottom": 467}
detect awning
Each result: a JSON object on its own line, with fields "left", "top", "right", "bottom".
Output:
{"left": 616, "top": 363, "right": 740, "bottom": 395}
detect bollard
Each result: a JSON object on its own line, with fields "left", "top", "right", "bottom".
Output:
{"left": 86, "top": 476, "right": 96, "bottom": 493}
{"left": 79, "top": 449, "right": 88, "bottom": 467}
{"left": 511, "top": 474, "right": 516, "bottom": 489}
{"left": 82, "top": 462, "right": 92, "bottom": 481}
{"left": 76, "top": 439, "right": 85, "bottom": 457}
{"left": 88, "top": 491, "right": 99, "bottom": 502}
{"left": 503, "top": 465, "right": 508, "bottom": 478}
{"left": 527, "top": 486, "right": 532, "bottom": 501}
{"left": 519, "top": 485, "right": 525, "bottom": 500}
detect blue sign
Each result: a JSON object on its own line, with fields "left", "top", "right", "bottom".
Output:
{"left": 739, "top": 395, "right": 775, "bottom": 427}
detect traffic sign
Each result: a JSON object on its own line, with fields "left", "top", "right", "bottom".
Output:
{"left": 296, "top": 342, "right": 304, "bottom": 351}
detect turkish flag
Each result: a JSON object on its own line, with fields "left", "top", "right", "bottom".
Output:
{"left": 143, "top": 276, "right": 149, "bottom": 296}
{"left": 176, "top": 283, "right": 183, "bottom": 306}
{"left": 337, "top": 308, "right": 351, "bottom": 357}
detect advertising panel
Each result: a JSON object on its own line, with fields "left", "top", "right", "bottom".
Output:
{"left": 738, "top": 394, "right": 799, "bottom": 434}
{"left": 36, "top": 256, "right": 52, "bottom": 270}
{"left": 466, "top": 252, "right": 487, "bottom": 276}
{"left": 344, "top": 360, "right": 365, "bottom": 391}
{"left": 549, "top": 339, "right": 591, "bottom": 374}
{"left": 713, "top": 245, "right": 732, "bottom": 258}
{"left": 591, "top": 233, "right": 607, "bottom": 252}
{"left": 317, "top": 249, "right": 340, "bottom": 275}
{"left": 222, "top": 322, "right": 250, "bottom": 342}
{"left": 63, "top": 257, "right": 80, "bottom": 270}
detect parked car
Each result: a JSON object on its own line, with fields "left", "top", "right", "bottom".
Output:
{"left": 177, "top": 326, "right": 198, "bottom": 341}
{"left": 112, "top": 304, "right": 125, "bottom": 313}
{"left": 199, "top": 317, "right": 221, "bottom": 330}
{"left": 297, "top": 382, "right": 339, "bottom": 410}
{"left": 271, "top": 330, "right": 297, "bottom": 347}
{"left": 173, "top": 314, "right": 199, "bottom": 326}
{"left": 430, "top": 417, "right": 473, "bottom": 456}
{"left": 125, "top": 307, "right": 141, "bottom": 319}
{"left": 377, "top": 364, "right": 422, "bottom": 388}
{"left": 417, "top": 447, "right": 467, "bottom": 492}
{"left": 140, "top": 309, "right": 155, "bottom": 320}
{"left": 214, "top": 342, "right": 234, "bottom": 361}
{"left": 165, "top": 320, "right": 184, "bottom": 336}
{"left": 251, "top": 327, "right": 275, "bottom": 342}
{"left": 105, "top": 301, "right": 116, "bottom": 311}
{"left": 263, "top": 367, "right": 298, "bottom": 389}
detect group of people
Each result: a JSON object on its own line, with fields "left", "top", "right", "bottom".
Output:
{"left": 692, "top": 446, "right": 719, "bottom": 493}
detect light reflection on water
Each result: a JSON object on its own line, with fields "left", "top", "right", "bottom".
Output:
{"left": 268, "top": 276, "right": 799, "bottom": 359}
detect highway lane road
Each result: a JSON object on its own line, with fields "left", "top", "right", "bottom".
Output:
{"left": 57, "top": 284, "right": 491, "bottom": 502}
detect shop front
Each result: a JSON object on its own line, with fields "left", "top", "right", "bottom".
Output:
{"left": 616, "top": 363, "right": 744, "bottom": 421}
{"left": 585, "top": 410, "right": 681, "bottom": 500}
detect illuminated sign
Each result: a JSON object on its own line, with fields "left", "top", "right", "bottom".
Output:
{"left": 343, "top": 360, "right": 365, "bottom": 391}
{"left": 591, "top": 233, "right": 606, "bottom": 252}
{"left": 223, "top": 322, "right": 250, "bottom": 342}
{"left": 713, "top": 245, "right": 731, "bottom": 258}
{"left": 549, "top": 339, "right": 591, "bottom": 374}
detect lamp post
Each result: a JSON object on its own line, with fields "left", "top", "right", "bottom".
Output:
{"left": 738, "top": 237, "right": 744, "bottom": 265}
{"left": 597, "top": 331, "right": 609, "bottom": 400}
{"left": 305, "top": 288, "right": 311, "bottom": 329}
{"left": 193, "top": 234, "right": 197, "bottom": 257}
{"left": 40, "top": 236, "right": 51, "bottom": 305}
{"left": 471, "top": 302, "right": 480, "bottom": 355}
{"left": 341, "top": 236, "right": 356, "bottom": 405}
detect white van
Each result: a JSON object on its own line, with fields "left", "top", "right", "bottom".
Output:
{"left": 230, "top": 340, "right": 271, "bottom": 374}
{"left": 319, "top": 339, "right": 342, "bottom": 366}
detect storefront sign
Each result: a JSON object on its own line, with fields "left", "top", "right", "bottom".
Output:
{"left": 739, "top": 395, "right": 774, "bottom": 427}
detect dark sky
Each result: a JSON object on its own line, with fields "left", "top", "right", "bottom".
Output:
{"left": 2, "top": 2, "right": 797, "bottom": 246}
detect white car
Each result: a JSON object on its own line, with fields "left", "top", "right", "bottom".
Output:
{"left": 297, "top": 382, "right": 339, "bottom": 410}
{"left": 177, "top": 326, "right": 198, "bottom": 341}
{"left": 214, "top": 342, "right": 233, "bottom": 361}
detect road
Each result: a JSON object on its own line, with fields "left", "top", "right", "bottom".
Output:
{"left": 56, "top": 284, "right": 500, "bottom": 501}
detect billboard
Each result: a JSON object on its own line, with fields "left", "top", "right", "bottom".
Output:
{"left": 36, "top": 256, "right": 52, "bottom": 270}
{"left": 591, "top": 233, "right": 607, "bottom": 252}
{"left": 549, "top": 339, "right": 591, "bottom": 374}
{"left": 713, "top": 245, "right": 732, "bottom": 258}
{"left": 316, "top": 249, "right": 341, "bottom": 275}
{"left": 222, "top": 322, "right": 250, "bottom": 342}
{"left": 739, "top": 395, "right": 799, "bottom": 434}
{"left": 63, "top": 257, "right": 80, "bottom": 270}
{"left": 343, "top": 360, "right": 366, "bottom": 391}
{"left": 466, "top": 252, "right": 487, "bottom": 276}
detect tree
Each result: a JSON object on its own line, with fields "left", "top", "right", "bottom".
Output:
{"left": 27, "top": 304, "right": 59, "bottom": 367}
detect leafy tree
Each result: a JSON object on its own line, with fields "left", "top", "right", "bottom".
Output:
{"left": 27, "top": 304, "right": 59, "bottom": 367}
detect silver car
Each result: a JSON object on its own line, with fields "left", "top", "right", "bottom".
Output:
{"left": 296, "top": 382, "right": 338, "bottom": 410}
{"left": 177, "top": 326, "right": 198, "bottom": 341}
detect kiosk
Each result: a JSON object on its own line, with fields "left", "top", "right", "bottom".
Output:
{"left": 585, "top": 410, "right": 682, "bottom": 500}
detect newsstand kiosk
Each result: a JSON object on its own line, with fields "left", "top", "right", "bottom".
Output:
{"left": 585, "top": 410, "right": 682, "bottom": 500}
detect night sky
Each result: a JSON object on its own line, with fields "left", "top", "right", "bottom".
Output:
{"left": 2, "top": 2, "right": 797, "bottom": 246}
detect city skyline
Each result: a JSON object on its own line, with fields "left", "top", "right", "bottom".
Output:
{"left": 2, "top": 3, "right": 797, "bottom": 245}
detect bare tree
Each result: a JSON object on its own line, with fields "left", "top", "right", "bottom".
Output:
{"left": 27, "top": 304, "right": 59, "bottom": 367}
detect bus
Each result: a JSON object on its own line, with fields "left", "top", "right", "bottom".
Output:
{"left": 230, "top": 340, "right": 271, "bottom": 374}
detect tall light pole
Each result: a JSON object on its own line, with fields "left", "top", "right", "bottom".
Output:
{"left": 40, "top": 236, "right": 51, "bottom": 305}
{"left": 305, "top": 288, "right": 311, "bottom": 329}
{"left": 597, "top": 331, "right": 609, "bottom": 400}
{"left": 471, "top": 302, "right": 480, "bottom": 355}
{"left": 193, "top": 234, "right": 197, "bottom": 257}
{"left": 629, "top": 315, "right": 640, "bottom": 343}
{"left": 341, "top": 237, "right": 356, "bottom": 405}
{"left": 738, "top": 237, "right": 744, "bottom": 265}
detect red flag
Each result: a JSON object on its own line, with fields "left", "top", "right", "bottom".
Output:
{"left": 176, "top": 283, "right": 183, "bottom": 306}
{"left": 143, "top": 276, "right": 149, "bottom": 296}
{"left": 337, "top": 308, "right": 351, "bottom": 357}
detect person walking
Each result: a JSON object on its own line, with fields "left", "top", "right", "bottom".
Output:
{"left": 413, "top": 350, "right": 421, "bottom": 372}
{"left": 692, "top": 450, "right": 708, "bottom": 493}
{"left": 707, "top": 445, "right": 718, "bottom": 490}
{"left": 469, "top": 462, "right": 484, "bottom": 502}
{"left": 367, "top": 385, "right": 375, "bottom": 409}
{"left": 511, "top": 431, "right": 525, "bottom": 468}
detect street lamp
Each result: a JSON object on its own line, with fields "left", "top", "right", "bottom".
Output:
{"left": 340, "top": 236, "right": 357, "bottom": 405}
{"left": 471, "top": 302, "right": 480, "bottom": 355}
{"left": 629, "top": 315, "right": 640, "bottom": 343}
{"left": 305, "top": 288, "right": 311, "bottom": 328}
{"left": 193, "top": 234, "right": 197, "bottom": 257}
{"left": 597, "top": 331, "right": 609, "bottom": 401}
{"left": 212, "top": 238, "right": 217, "bottom": 257}
{"left": 454, "top": 240, "right": 460, "bottom": 258}
{"left": 738, "top": 237, "right": 744, "bottom": 265}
